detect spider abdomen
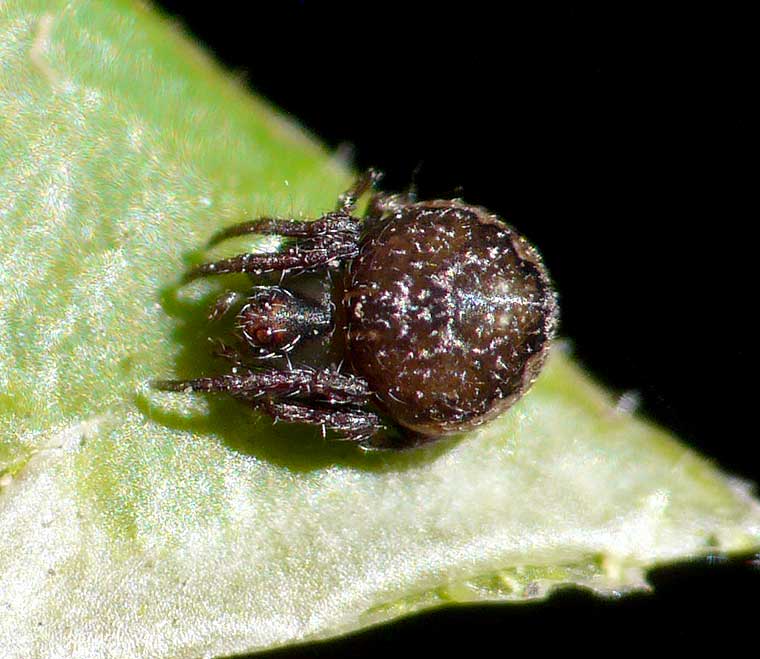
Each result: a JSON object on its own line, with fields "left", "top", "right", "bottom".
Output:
{"left": 345, "top": 201, "right": 558, "bottom": 438}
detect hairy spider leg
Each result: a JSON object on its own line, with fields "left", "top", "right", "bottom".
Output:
{"left": 204, "top": 169, "right": 381, "bottom": 248}
{"left": 153, "top": 367, "right": 371, "bottom": 406}
{"left": 365, "top": 190, "right": 419, "bottom": 221}
{"left": 185, "top": 214, "right": 359, "bottom": 281}
{"left": 185, "top": 171, "right": 384, "bottom": 282}
{"left": 154, "top": 366, "right": 386, "bottom": 445}
{"left": 208, "top": 340, "right": 256, "bottom": 370}
{"left": 185, "top": 229, "right": 360, "bottom": 282}
{"left": 254, "top": 399, "right": 386, "bottom": 445}
{"left": 205, "top": 214, "right": 359, "bottom": 247}
{"left": 208, "top": 290, "right": 247, "bottom": 321}
{"left": 336, "top": 168, "right": 383, "bottom": 213}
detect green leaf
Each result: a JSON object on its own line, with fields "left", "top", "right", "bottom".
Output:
{"left": 0, "top": 1, "right": 757, "bottom": 657}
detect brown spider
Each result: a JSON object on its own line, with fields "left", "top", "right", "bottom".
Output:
{"left": 154, "top": 171, "right": 558, "bottom": 450}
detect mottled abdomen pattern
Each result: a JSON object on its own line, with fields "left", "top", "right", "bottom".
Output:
{"left": 345, "top": 201, "right": 558, "bottom": 437}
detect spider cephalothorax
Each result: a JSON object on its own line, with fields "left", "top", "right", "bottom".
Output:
{"left": 155, "top": 171, "right": 558, "bottom": 450}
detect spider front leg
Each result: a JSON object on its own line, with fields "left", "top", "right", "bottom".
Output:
{"left": 205, "top": 214, "right": 358, "bottom": 247}
{"left": 337, "top": 168, "right": 383, "bottom": 213}
{"left": 185, "top": 171, "right": 381, "bottom": 282}
{"left": 185, "top": 220, "right": 360, "bottom": 282}
{"left": 153, "top": 365, "right": 388, "bottom": 445}
{"left": 154, "top": 366, "right": 371, "bottom": 406}
{"left": 365, "top": 189, "right": 418, "bottom": 222}
{"left": 256, "top": 400, "right": 386, "bottom": 446}
{"left": 208, "top": 290, "right": 247, "bottom": 321}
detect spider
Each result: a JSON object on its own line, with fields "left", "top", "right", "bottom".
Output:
{"left": 154, "top": 171, "right": 558, "bottom": 450}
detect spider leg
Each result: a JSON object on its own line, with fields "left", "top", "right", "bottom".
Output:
{"left": 153, "top": 367, "right": 371, "bottom": 405}
{"left": 185, "top": 223, "right": 359, "bottom": 281}
{"left": 206, "top": 213, "right": 359, "bottom": 247}
{"left": 154, "top": 365, "right": 390, "bottom": 445}
{"left": 256, "top": 399, "right": 386, "bottom": 445}
{"left": 208, "top": 290, "right": 247, "bottom": 321}
{"left": 209, "top": 340, "right": 257, "bottom": 369}
{"left": 187, "top": 171, "right": 382, "bottom": 282}
{"left": 337, "top": 168, "right": 383, "bottom": 213}
{"left": 184, "top": 230, "right": 360, "bottom": 282}
{"left": 365, "top": 191, "right": 418, "bottom": 221}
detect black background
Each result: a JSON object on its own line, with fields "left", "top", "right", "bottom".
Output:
{"left": 155, "top": 3, "right": 756, "bottom": 655}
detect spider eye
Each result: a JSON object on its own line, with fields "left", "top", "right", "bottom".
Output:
{"left": 240, "top": 303, "right": 297, "bottom": 352}
{"left": 254, "top": 328, "right": 274, "bottom": 345}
